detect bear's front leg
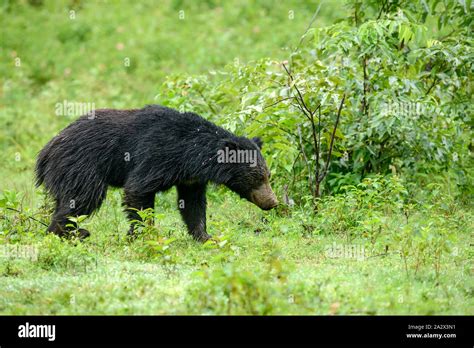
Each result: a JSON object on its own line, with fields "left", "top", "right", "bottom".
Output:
{"left": 176, "top": 183, "right": 211, "bottom": 242}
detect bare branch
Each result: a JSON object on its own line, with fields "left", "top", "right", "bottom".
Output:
{"left": 262, "top": 97, "right": 294, "bottom": 110}
{"left": 425, "top": 76, "right": 439, "bottom": 96}
{"left": 297, "top": 124, "right": 314, "bottom": 195}
{"left": 282, "top": 63, "right": 313, "bottom": 120}
{"left": 309, "top": 104, "right": 321, "bottom": 197}
{"left": 360, "top": 55, "right": 369, "bottom": 118}
{"left": 5, "top": 207, "right": 49, "bottom": 227}
{"left": 376, "top": 0, "right": 388, "bottom": 20}
{"left": 316, "top": 106, "right": 322, "bottom": 193}
{"left": 319, "top": 94, "right": 346, "bottom": 182}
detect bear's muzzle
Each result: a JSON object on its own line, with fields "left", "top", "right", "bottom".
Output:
{"left": 250, "top": 181, "right": 278, "bottom": 210}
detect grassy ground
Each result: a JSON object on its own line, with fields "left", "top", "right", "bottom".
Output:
{"left": 1, "top": 184, "right": 472, "bottom": 315}
{"left": 1, "top": 0, "right": 472, "bottom": 315}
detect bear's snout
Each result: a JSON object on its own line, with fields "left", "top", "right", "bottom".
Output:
{"left": 250, "top": 182, "right": 278, "bottom": 210}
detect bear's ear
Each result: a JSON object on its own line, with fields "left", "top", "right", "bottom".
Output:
{"left": 251, "top": 137, "right": 263, "bottom": 149}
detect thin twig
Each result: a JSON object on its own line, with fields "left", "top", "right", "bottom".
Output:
{"left": 360, "top": 55, "right": 369, "bottom": 118}
{"left": 295, "top": 2, "right": 323, "bottom": 53}
{"left": 288, "top": 3, "right": 323, "bottom": 74}
{"left": 290, "top": 150, "right": 302, "bottom": 190}
{"left": 309, "top": 104, "right": 321, "bottom": 196}
{"left": 262, "top": 97, "right": 295, "bottom": 110}
{"left": 297, "top": 124, "right": 314, "bottom": 194}
{"left": 354, "top": 0, "right": 359, "bottom": 26}
{"left": 425, "top": 76, "right": 438, "bottom": 96}
{"left": 316, "top": 107, "right": 322, "bottom": 193}
{"left": 368, "top": 251, "right": 400, "bottom": 259}
{"left": 252, "top": 118, "right": 308, "bottom": 146}
{"left": 319, "top": 94, "right": 346, "bottom": 182}
{"left": 376, "top": 0, "right": 387, "bottom": 20}
{"left": 5, "top": 207, "right": 49, "bottom": 227}
{"left": 196, "top": 89, "right": 218, "bottom": 115}
{"left": 282, "top": 63, "right": 313, "bottom": 121}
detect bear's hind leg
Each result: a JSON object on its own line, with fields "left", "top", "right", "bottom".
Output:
{"left": 48, "top": 213, "right": 90, "bottom": 239}
{"left": 123, "top": 190, "right": 155, "bottom": 237}
{"left": 47, "top": 184, "right": 107, "bottom": 240}
{"left": 176, "top": 183, "right": 210, "bottom": 242}
{"left": 48, "top": 202, "right": 92, "bottom": 240}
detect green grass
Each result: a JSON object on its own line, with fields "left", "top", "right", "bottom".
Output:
{"left": 1, "top": 0, "right": 473, "bottom": 315}
{"left": 1, "top": 186, "right": 472, "bottom": 315}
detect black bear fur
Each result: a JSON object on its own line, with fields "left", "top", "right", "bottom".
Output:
{"left": 36, "top": 105, "right": 278, "bottom": 241}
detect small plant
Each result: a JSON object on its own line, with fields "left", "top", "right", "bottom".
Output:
{"left": 145, "top": 237, "right": 176, "bottom": 265}
{"left": 0, "top": 190, "right": 48, "bottom": 240}
{"left": 65, "top": 215, "right": 89, "bottom": 239}
{"left": 185, "top": 254, "right": 291, "bottom": 315}
{"left": 132, "top": 208, "right": 177, "bottom": 265}
{"left": 393, "top": 217, "right": 456, "bottom": 279}
{"left": 203, "top": 234, "right": 241, "bottom": 263}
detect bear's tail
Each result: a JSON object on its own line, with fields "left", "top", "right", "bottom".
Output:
{"left": 35, "top": 139, "right": 53, "bottom": 188}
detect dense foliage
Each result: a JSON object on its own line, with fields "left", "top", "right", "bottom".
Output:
{"left": 159, "top": 0, "right": 473, "bottom": 201}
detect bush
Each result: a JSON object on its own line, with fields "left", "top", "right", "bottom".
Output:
{"left": 157, "top": 0, "right": 473, "bottom": 206}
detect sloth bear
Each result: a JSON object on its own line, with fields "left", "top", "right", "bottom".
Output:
{"left": 36, "top": 105, "right": 278, "bottom": 241}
